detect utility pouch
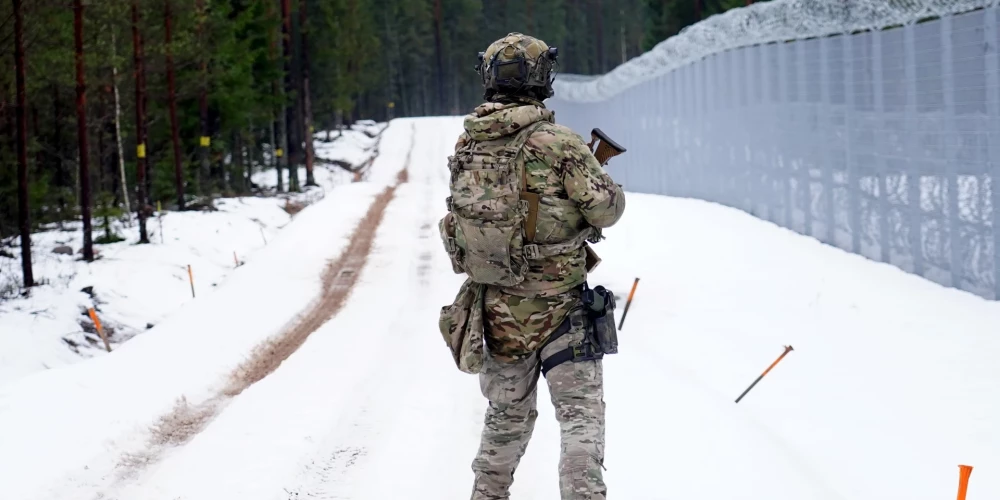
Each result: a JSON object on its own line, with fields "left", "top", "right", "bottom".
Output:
{"left": 582, "top": 284, "right": 618, "bottom": 355}
{"left": 438, "top": 279, "right": 486, "bottom": 374}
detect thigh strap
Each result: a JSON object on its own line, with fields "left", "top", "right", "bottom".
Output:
{"left": 539, "top": 312, "right": 601, "bottom": 377}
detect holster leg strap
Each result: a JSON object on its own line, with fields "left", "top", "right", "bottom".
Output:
{"left": 539, "top": 315, "right": 602, "bottom": 377}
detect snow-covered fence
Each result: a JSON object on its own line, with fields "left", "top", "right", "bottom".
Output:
{"left": 548, "top": 2, "right": 1000, "bottom": 300}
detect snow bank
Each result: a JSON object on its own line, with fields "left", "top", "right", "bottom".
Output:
{"left": 0, "top": 199, "right": 291, "bottom": 384}
{"left": 0, "top": 120, "right": 413, "bottom": 500}
{"left": 585, "top": 193, "right": 1000, "bottom": 499}
{"left": 0, "top": 122, "right": 384, "bottom": 386}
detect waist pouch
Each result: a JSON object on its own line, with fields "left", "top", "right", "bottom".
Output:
{"left": 540, "top": 282, "right": 618, "bottom": 376}
{"left": 438, "top": 279, "right": 486, "bottom": 374}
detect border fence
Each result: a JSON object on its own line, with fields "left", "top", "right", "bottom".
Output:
{"left": 549, "top": 1, "right": 1000, "bottom": 300}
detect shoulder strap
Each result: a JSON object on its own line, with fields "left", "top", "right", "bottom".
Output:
{"left": 513, "top": 121, "right": 547, "bottom": 241}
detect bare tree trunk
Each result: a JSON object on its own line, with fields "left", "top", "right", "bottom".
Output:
{"left": 280, "top": 0, "right": 298, "bottom": 192}
{"left": 299, "top": 0, "right": 315, "bottom": 186}
{"left": 165, "top": 0, "right": 185, "bottom": 210}
{"left": 245, "top": 125, "right": 255, "bottom": 189}
{"left": 13, "top": 0, "right": 33, "bottom": 286}
{"left": 132, "top": 0, "right": 150, "bottom": 243}
{"left": 197, "top": 0, "right": 210, "bottom": 196}
{"left": 74, "top": 0, "right": 94, "bottom": 262}
{"left": 110, "top": 30, "right": 131, "bottom": 215}
{"left": 233, "top": 130, "right": 245, "bottom": 193}
{"left": 268, "top": 0, "right": 284, "bottom": 192}
{"left": 432, "top": 0, "right": 444, "bottom": 115}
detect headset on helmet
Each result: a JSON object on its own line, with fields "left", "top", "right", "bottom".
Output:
{"left": 475, "top": 33, "right": 558, "bottom": 100}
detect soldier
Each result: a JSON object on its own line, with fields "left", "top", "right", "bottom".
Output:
{"left": 438, "top": 33, "right": 625, "bottom": 499}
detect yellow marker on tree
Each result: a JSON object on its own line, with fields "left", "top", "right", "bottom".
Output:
{"left": 137, "top": 143, "right": 146, "bottom": 158}
{"left": 275, "top": 148, "right": 284, "bottom": 158}
{"left": 200, "top": 136, "right": 211, "bottom": 147}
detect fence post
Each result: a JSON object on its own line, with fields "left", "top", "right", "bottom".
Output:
{"left": 797, "top": 41, "right": 813, "bottom": 238}
{"left": 846, "top": 32, "right": 862, "bottom": 257}
{"left": 778, "top": 42, "right": 792, "bottom": 227}
{"left": 685, "top": 64, "right": 694, "bottom": 197}
{"left": 941, "top": 15, "right": 962, "bottom": 290}
{"left": 986, "top": 7, "right": 1000, "bottom": 299}
{"left": 820, "top": 35, "right": 835, "bottom": 245}
{"left": 904, "top": 23, "right": 925, "bottom": 277}
{"left": 871, "top": 29, "right": 890, "bottom": 263}
{"left": 755, "top": 43, "right": 788, "bottom": 223}
{"left": 659, "top": 74, "right": 669, "bottom": 196}
{"left": 701, "top": 56, "right": 711, "bottom": 201}
{"left": 746, "top": 44, "right": 758, "bottom": 214}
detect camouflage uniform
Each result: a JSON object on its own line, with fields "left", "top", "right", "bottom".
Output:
{"left": 439, "top": 32, "right": 625, "bottom": 500}
{"left": 454, "top": 99, "right": 624, "bottom": 500}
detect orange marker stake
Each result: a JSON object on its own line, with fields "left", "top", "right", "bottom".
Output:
{"left": 617, "top": 277, "right": 640, "bottom": 330}
{"left": 735, "top": 345, "right": 794, "bottom": 403}
{"left": 957, "top": 465, "right": 973, "bottom": 500}
{"left": 87, "top": 308, "right": 112, "bottom": 352}
{"left": 187, "top": 264, "right": 196, "bottom": 298}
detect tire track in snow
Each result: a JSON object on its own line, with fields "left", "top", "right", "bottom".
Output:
{"left": 282, "top": 120, "right": 460, "bottom": 500}
{"left": 83, "top": 124, "right": 417, "bottom": 498}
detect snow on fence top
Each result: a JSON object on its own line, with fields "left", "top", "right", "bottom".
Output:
{"left": 552, "top": 0, "right": 996, "bottom": 103}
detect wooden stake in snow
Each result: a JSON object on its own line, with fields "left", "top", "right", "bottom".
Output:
{"left": 87, "top": 308, "right": 112, "bottom": 352}
{"left": 957, "top": 465, "right": 974, "bottom": 500}
{"left": 735, "top": 345, "right": 794, "bottom": 404}
{"left": 617, "top": 277, "right": 640, "bottom": 330}
{"left": 233, "top": 251, "right": 240, "bottom": 268}
{"left": 187, "top": 264, "right": 196, "bottom": 298}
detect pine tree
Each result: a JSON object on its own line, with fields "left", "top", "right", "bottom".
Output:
{"left": 74, "top": 0, "right": 94, "bottom": 261}
{"left": 13, "top": 0, "right": 34, "bottom": 286}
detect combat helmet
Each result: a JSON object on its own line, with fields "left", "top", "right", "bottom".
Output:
{"left": 476, "top": 32, "right": 558, "bottom": 101}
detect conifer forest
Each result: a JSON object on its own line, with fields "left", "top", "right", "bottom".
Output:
{"left": 0, "top": 0, "right": 753, "bottom": 286}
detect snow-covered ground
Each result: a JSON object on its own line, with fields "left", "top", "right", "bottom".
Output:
{"left": 1, "top": 117, "right": 998, "bottom": 500}
{"left": 0, "top": 123, "right": 383, "bottom": 386}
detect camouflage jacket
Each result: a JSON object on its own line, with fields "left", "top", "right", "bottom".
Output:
{"left": 447, "top": 98, "right": 626, "bottom": 361}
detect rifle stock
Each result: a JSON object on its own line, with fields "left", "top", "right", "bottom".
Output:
{"left": 586, "top": 128, "right": 626, "bottom": 166}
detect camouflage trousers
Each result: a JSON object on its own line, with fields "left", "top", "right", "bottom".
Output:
{"left": 471, "top": 308, "right": 607, "bottom": 500}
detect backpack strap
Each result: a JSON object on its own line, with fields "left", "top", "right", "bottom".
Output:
{"left": 511, "top": 121, "right": 547, "bottom": 242}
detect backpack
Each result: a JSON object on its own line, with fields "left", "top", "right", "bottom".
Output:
{"left": 443, "top": 122, "right": 591, "bottom": 287}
